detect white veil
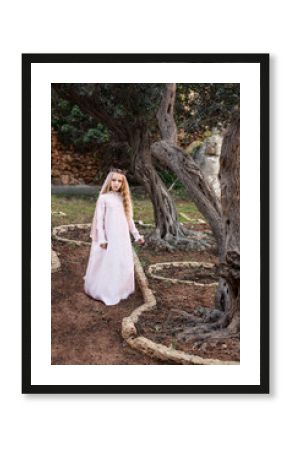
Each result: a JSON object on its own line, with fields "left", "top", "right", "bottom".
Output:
{"left": 89, "top": 172, "right": 112, "bottom": 242}
{"left": 89, "top": 170, "right": 132, "bottom": 242}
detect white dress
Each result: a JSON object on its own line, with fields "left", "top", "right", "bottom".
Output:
{"left": 84, "top": 192, "right": 142, "bottom": 305}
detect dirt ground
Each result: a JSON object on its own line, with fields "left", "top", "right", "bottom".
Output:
{"left": 52, "top": 226, "right": 239, "bottom": 364}
{"left": 52, "top": 240, "right": 167, "bottom": 364}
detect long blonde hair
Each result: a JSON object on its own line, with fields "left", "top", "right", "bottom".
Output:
{"left": 101, "top": 170, "right": 133, "bottom": 221}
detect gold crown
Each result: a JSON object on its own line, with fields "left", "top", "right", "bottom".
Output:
{"left": 109, "top": 167, "right": 128, "bottom": 175}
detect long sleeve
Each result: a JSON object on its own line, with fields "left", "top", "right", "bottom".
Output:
{"left": 96, "top": 195, "right": 108, "bottom": 244}
{"left": 128, "top": 216, "right": 142, "bottom": 242}
{"left": 90, "top": 195, "right": 108, "bottom": 244}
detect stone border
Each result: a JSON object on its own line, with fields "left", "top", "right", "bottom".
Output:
{"left": 52, "top": 223, "right": 238, "bottom": 364}
{"left": 52, "top": 223, "right": 91, "bottom": 246}
{"left": 51, "top": 248, "right": 61, "bottom": 272}
{"left": 52, "top": 221, "right": 153, "bottom": 245}
{"left": 179, "top": 212, "right": 206, "bottom": 224}
{"left": 147, "top": 261, "right": 218, "bottom": 287}
{"left": 51, "top": 223, "right": 91, "bottom": 273}
{"left": 136, "top": 220, "right": 154, "bottom": 228}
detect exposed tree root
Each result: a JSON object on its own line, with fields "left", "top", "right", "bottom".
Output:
{"left": 176, "top": 324, "right": 235, "bottom": 344}
{"left": 144, "top": 228, "right": 214, "bottom": 252}
{"left": 168, "top": 306, "right": 224, "bottom": 326}
{"left": 190, "top": 331, "right": 240, "bottom": 351}
{"left": 164, "top": 306, "right": 239, "bottom": 345}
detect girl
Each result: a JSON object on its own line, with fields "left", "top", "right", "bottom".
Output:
{"left": 84, "top": 168, "right": 145, "bottom": 305}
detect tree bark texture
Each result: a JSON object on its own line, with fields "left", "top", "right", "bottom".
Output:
{"left": 126, "top": 127, "right": 192, "bottom": 250}
{"left": 167, "top": 112, "right": 240, "bottom": 344}
{"left": 152, "top": 83, "right": 223, "bottom": 252}
{"left": 215, "top": 111, "right": 240, "bottom": 329}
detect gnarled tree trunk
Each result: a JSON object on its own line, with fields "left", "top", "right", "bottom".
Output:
{"left": 151, "top": 140, "right": 223, "bottom": 252}
{"left": 168, "top": 112, "right": 240, "bottom": 345}
{"left": 127, "top": 126, "right": 198, "bottom": 251}
{"left": 152, "top": 83, "right": 223, "bottom": 252}
{"left": 214, "top": 111, "right": 240, "bottom": 331}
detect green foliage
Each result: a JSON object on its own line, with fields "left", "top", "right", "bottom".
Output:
{"left": 157, "top": 168, "right": 183, "bottom": 190}
{"left": 82, "top": 125, "right": 110, "bottom": 144}
{"left": 156, "top": 167, "right": 191, "bottom": 198}
{"left": 52, "top": 83, "right": 240, "bottom": 154}
{"left": 175, "top": 83, "right": 240, "bottom": 140}
{"left": 81, "top": 83, "right": 164, "bottom": 126}
{"left": 51, "top": 91, "right": 111, "bottom": 152}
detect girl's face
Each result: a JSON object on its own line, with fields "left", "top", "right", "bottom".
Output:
{"left": 110, "top": 173, "right": 123, "bottom": 192}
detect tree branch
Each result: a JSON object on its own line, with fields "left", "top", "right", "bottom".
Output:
{"left": 156, "top": 83, "right": 178, "bottom": 144}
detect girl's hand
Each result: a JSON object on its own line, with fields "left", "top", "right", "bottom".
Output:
{"left": 100, "top": 243, "right": 108, "bottom": 249}
{"left": 137, "top": 236, "right": 145, "bottom": 246}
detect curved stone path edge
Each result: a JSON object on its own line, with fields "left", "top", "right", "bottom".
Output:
{"left": 147, "top": 261, "right": 218, "bottom": 287}
{"left": 51, "top": 223, "right": 239, "bottom": 365}
{"left": 122, "top": 247, "right": 239, "bottom": 366}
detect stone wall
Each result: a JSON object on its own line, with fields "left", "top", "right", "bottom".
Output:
{"left": 51, "top": 128, "right": 102, "bottom": 185}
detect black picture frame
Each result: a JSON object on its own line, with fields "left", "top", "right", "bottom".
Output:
{"left": 22, "top": 53, "right": 269, "bottom": 394}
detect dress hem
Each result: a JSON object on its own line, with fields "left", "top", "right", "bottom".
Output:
{"left": 84, "top": 288, "right": 135, "bottom": 306}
